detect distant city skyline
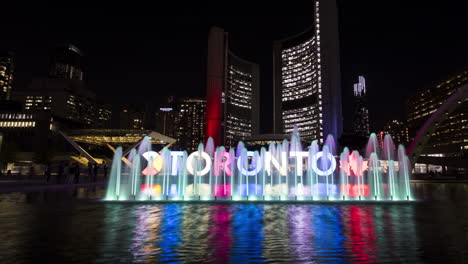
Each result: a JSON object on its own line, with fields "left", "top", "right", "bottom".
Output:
{"left": 1, "top": 0, "right": 467, "bottom": 133}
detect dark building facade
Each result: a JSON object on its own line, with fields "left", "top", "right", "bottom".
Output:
{"left": 94, "top": 104, "right": 112, "bottom": 129}
{"left": 407, "top": 69, "right": 468, "bottom": 154}
{"left": 352, "top": 76, "right": 370, "bottom": 137}
{"left": 119, "top": 108, "right": 145, "bottom": 130}
{"left": 205, "top": 27, "right": 260, "bottom": 147}
{"left": 176, "top": 98, "right": 206, "bottom": 152}
{"left": 381, "top": 120, "right": 409, "bottom": 147}
{"left": 273, "top": 0, "right": 342, "bottom": 143}
{"left": 13, "top": 44, "right": 98, "bottom": 128}
{"left": 49, "top": 44, "right": 83, "bottom": 80}
{"left": 0, "top": 51, "right": 14, "bottom": 100}
{"left": 155, "top": 96, "right": 177, "bottom": 139}
{"left": 0, "top": 111, "right": 53, "bottom": 153}
{"left": 12, "top": 78, "right": 97, "bottom": 126}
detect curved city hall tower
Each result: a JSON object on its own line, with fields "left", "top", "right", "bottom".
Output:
{"left": 273, "top": 0, "right": 342, "bottom": 143}
{"left": 205, "top": 27, "right": 260, "bottom": 147}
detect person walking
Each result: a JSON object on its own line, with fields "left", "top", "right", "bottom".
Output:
{"left": 103, "top": 162, "right": 108, "bottom": 179}
{"left": 45, "top": 163, "right": 51, "bottom": 183}
{"left": 64, "top": 163, "right": 71, "bottom": 183}
{"left": 58, "top": 161, "right": 64, "bottom": 184}
{"left": 87, "top": 161, "right": 93, "bottom": 182}
{"left": 74, "top": 163, "right": 80, "bottom": 184}
{"left": 28, "top": 165, "right": 35, "bottom": 181}
{"left": 93, "top": 163, "right": 99, "bottom": 182}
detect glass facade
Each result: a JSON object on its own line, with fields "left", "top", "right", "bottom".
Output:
{"left": 205, "top": 27, "right": 259, "bottom": 147}
{"left": 49, "top": 44, "right": 83, "bottom": 80}
{"left": 176, "top": 98, "right": 206, "bottom": 152}
{"left": 0, "top": 51, "right": 14, "bottom": 100}
{"left": 407, "top": 69, "right": 468, "bottom": 151}
{"left": 224, "top": 54, "right": 259, "bottom": 148}
{"left": 352, "top": 76, "right": 370, "bottom": 137}
{"left": 273, "top": 0, "right": 342, "bottom": 143}
{"left": 278, "top": 31, "right": 322, "bottom": 142}
{"left": 119, "top": 109, "right": 145, "bottom": 130}
{"left": 155, "top": 107, "right": 176, "bottom": 139}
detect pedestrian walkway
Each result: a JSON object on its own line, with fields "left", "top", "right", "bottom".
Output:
{"left": 0, "top": 174, "right": 108, "bottom": 194}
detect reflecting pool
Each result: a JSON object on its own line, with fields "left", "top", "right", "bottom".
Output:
{"left": 0, "top": 183, "right": 468, "bottom": 263}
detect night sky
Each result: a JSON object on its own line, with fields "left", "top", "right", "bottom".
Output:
{"left": 2, "top": 1, "right": 467, "bottom": 133}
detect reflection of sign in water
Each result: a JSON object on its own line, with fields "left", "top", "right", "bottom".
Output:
{"left": 141, "top": 150, "right": 337, "bottom": 177}
{"left": 141, "top": 184, "right": 161, "bottom": 196}
{"left": 340, "top": 184, "right": 370, "bottom": 197}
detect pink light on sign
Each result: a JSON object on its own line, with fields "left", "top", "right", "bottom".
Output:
{"left": 214, "top": 150, "right": 232, "bottom": 176}
{"left": 340, "top": 154, "right": 368, "bottom": 177}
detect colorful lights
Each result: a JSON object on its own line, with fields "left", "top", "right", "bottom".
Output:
{"left": 106, "top": 132, "right": 413, "bottom": 202}
{"left": 142, "top": 150, "right": 336, "bottom": 177}
{"left": 142, "top": 151, "right": 163, "bottom": 176}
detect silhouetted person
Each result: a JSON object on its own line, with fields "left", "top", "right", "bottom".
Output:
{"left": 58, "top": 162, "right": 64, "bottom": 184}
{"left": 103, "top": 163, "right": 108, "bottom": 179}
{"left": 7, "top": 169, "right": 11, "bottom": 176}
{"left": 88, "top": 161, "right": 93, "bottom": 182}
{"left": 45, "top": 164, "right": 51, "bottom": 183}
{"left": 93, "top": 163, "right": 99, "bottom": 182}
{"left": 429, "top": 170, "right": 435, "bottom": 179}
{"left": 74, "top": 163, "right": 80, "bottom": 184}
{"left": 63, "top": 162, "right": 71, "bottom": 183}
{"left": 28, "top": 166, "right": 35, "bottom": 180}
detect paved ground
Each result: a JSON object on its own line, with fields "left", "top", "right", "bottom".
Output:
{"left": 0, "top": 174, "right": 107, "bottom": 194}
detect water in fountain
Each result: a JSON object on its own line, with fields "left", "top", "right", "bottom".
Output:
{"left": 104, "top": 130, "right": 413, "bottom": 202}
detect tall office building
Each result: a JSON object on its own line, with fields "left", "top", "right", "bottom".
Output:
{"left": 155, "top": 96, "right": 177, "bottom": 138}
{"left": 95, "top": 104, "right": 112, "bottom": 129}
{"left": 206, "top": 27, "right": 260, "bottom": 147}
{"left": 12, "top": 78, "right": 97, "bottom": 126}
{"left": 49, "top": 44, "right": 83, "bottom": 80}
{"left": 407, "top": 69, "right": 468, "bottom": 153}
{"left": 273, "top": 0, "right": 342, "bottom": 143}
{"left": 352, "top": 76, "right": 370, "bottom": 137}
{"left": 0, "top": 51, "right": 14, "bottom": 100}
{"left": 176, "top": 98, "right": 206, "bottom": 152}
{"left": 12, "top": 44, "right": 99, "bottom": 128}
{"left": 382, "top": 120, "right": 409, "bottom": 147}
{"left": 119, "top": 108, "right": 145, "bottom": 129}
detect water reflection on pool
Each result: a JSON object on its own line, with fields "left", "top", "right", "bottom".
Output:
{"left": 95, "top": 203, "right": 421, "bottom": 263}
{"left": 0, "top": 183, "right": 467, "bottom": 263}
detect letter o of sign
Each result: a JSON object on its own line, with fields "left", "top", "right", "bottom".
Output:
{"left": 311, "top": 151, "right": 336, "bottom": 176}
{"left": 186, "top": 151, "right": 212, "bottom": 176}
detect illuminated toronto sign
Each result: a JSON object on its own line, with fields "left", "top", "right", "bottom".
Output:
{"left": 104, "top": 133, "right": 414, "bottom": 201}
{"left": 140, "top": 150, "right": 337, "bottom": 177}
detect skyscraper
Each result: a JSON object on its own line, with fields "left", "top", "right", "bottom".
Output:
{"left": 352, "top": 76, "right": 370, "bottom": 137}
{"left": 273, "top": 0, "right": 342, "bottom": 143}
{"left": 206, "top": 27, "right": 260, "bottom": 147}
{"left": 176, "top": 98, "right": 206, "bottom": 152}
{"left": 0, "top": 51, "right": 14, "bottom": 100}
{"left": 155, "top": 96, "right": 177, "bottom": 138}
{"left": 12, "top": 44, "right": 98, "bottom": 127}
{"left": 49, "top": 44, "right": 83, "bottom": 80}
{"left": 13, "top": 78, "right": 97, "bottom": 126}
{"left": 407, "top": 69, "right": 468, "bottom": 152}
{"left": 119, "top": 108, "right": 145, "bottom": 129}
